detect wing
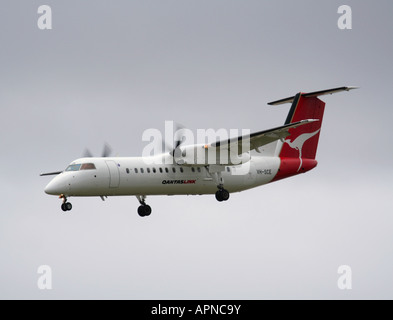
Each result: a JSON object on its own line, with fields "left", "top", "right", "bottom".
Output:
{"left": 211, "top": 119, "right": 319, "bottom": 155}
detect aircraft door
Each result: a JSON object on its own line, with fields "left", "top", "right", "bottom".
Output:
{"left": 245, "top": 162, "right": 256, "bottom": 185}
{"left": 105, "top": 160, "right": 120, "bottom": 188}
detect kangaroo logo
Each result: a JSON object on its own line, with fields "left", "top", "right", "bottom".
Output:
{"left": 284, "top": 129, "right": 320, "bottom": 172}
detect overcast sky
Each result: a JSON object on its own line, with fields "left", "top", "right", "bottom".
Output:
{"left": 1, "top": 0, "right": 392, "bottom": 299}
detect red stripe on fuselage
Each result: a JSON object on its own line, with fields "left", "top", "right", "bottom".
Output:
{"left": 273, "top": 158, "right": 318, "bottom": 182}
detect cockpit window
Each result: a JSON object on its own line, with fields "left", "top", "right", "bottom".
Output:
{"left": 65, "top": 163, "right": 96, "bottom": 172}
{"left": 65, "top": 164, "right": 82, "bottom": 172}
{"left": 80, "top": 163, "right": 96, "bottom": 170}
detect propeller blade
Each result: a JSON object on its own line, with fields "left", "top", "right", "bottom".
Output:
{"left": 172, "top": 137, "right": 185, "bottom": 157}
{"left": 102, "top": 143, "right": 112, "bottom": 157}
{"left": 174, "top": 139, "right": 182, "bottom": 150}
{"left": 40, "top": 171, "right": 63, "bottom": 177}
{"left": 162, "top": 139, "right": 173, "bottom": 153}
{"left": 157, "top": 122, "right": 186, "bottom": 155}
{"left": 83, "top": 143, "right": 112, "bottom": 158}
{"left": 83, "top": 148, "right": 94, "bottom": 158}
{"left": 171, "top": 123, "right": 186, "bottom": 156}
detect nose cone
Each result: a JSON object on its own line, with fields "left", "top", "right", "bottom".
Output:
{"left": 45, "top": 176, "right": 66, "bottom": 195}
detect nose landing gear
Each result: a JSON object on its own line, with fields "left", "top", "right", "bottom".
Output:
{"left": 60, "top": 195, "right": 72, "bottom": 212}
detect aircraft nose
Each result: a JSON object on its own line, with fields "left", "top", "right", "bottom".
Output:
{"left": 45, "top": 177, "right": 66, "bottom": 195}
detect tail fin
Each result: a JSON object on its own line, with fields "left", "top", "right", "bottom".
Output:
{"left": 269, "top": 86, "right": 357, "bottom": 181}
{"left": 279, "top": 93, "right": 325, "bottom": 160}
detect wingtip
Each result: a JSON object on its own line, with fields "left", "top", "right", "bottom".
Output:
{"left": 346, "top": 86, "right": 360, "bottom": 91}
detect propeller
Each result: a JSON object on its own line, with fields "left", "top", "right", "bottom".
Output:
{"left": 83, "top": 148, "right": 93, "bottom": 158}
{"left": 40, "top": 143, "right": 113, "bottom": 177}
{"left": 161, "top": 122, "right": 187, "bottom": 157}
{"left": 102, "top": 143, "right": 112, "bottom": 157}
{"left": 84, "top": 143, "right": 113, "bottom": 158}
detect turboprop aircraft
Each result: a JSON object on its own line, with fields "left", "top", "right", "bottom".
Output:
{"left": 41, "top": 86, "right": 357, "bottom": 217}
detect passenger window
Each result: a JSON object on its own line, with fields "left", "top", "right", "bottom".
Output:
{"left": 147, "top": 168, "right": 151, "bottom": 173}
{"left": 135, "top": 168, "right": 138, "bottom": 173}
{"left": 172, "top": 167, "right": 176, "bottom": 173}
{"left": 180, "top": 167, "right": 184, "bottom": 173}
{"left": 153, "top": 168, "right": 156, "bottom": 173}
{"left": 197, "top": 167, "right": 201, "bottom": 173}
{"left": 191, "top": 167, "right": 195, "bottom": 173}
{"left": 226, "top": 167, "right": 231, "bottom": 173}
{"left": 126, "top": 168, "right": 130, "bottom": 174}
{"left": 159, "top": 168, "right": 163, "bottom": 173}
{"left": 141, "top": 168, "right": 144, "bottom": 173}
{"left": 165, "top": 168, "right": 169, "bottom": 173}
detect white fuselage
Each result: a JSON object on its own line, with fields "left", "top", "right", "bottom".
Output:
{"left": 44, "top": 155, "right": 281, "bottom": 198}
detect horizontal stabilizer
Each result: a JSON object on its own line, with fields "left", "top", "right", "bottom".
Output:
{"left": 268, "top": 86, "right": 358, "bottom": 106}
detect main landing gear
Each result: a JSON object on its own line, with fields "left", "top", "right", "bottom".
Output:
{"left": 215, "top": 188, "right": 230, "bottom": 202}
{"left": 60, "top": 194, "right": 72, "bottom": 212}
{"left": 206, "top": 166, "right": 230, "bottom": 203}
{"left": 136, "top": 195, "right": 152, "bottom": 217}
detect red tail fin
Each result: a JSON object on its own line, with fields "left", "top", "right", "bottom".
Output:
{"left": 268, "top": 86, "right": 357, "bottom": 182}
{"left": 279, "top": 93, "right": 325, "bottom": 160}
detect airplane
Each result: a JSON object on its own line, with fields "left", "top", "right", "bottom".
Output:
{"left": 41, "top": 86, "right": 357, "bottom": 217}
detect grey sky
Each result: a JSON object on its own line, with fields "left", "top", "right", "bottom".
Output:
{"left": 0, "top": 1, "right": 392, "bottom": 299}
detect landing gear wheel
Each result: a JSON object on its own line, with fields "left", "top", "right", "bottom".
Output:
{"left": 143, "top": 205, "right": 152, "bottom": 217}
{"left": 221, "top": 189, "right": 230, "bottom": 201}
{"left": 215, "top": 189, "right": 230, "bottom": 202}
{"left": 138, "top": 205, "right": 152, "bottom": 217}
{"left": 136, "top": 196, "right": 152, "bottom": 217}
{"left": 59, "top": 195, "right": 72, "bottom": 212}
{"left": 215, "top": 190, "right": 224, "bottom": 202}
{"left": 61, "top": 202, "right": 72, "bottom": 212}
{"left": 138, "top": 205, "right": 145, "bottom": 217}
